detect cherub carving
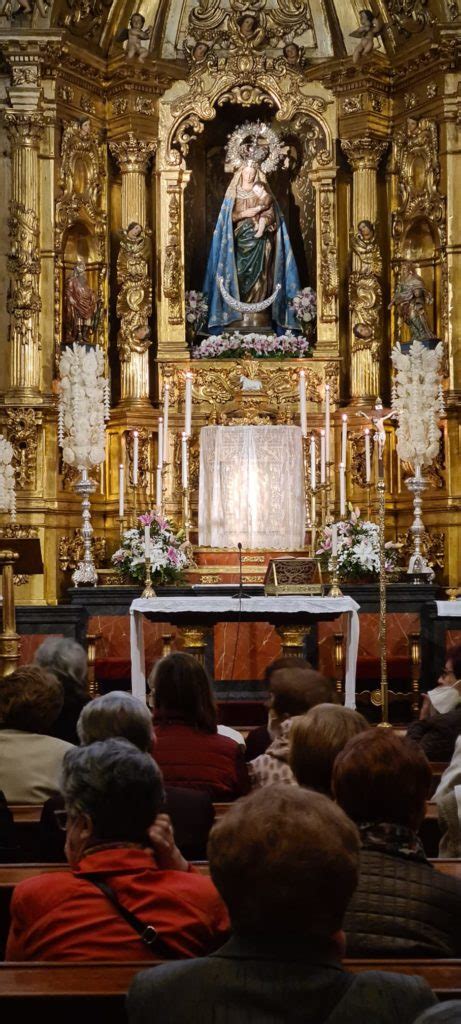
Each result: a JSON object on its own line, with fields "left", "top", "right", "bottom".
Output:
{"left": 0, "top": 0, "right": 48, "bottom": 17}
{"left": 350, "top": 9, "right": 383, "bottom": 64}
{"left": 118, "top": 13, "right": 152, "bottom": 62}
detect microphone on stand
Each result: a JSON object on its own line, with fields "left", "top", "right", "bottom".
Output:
{"left": 232, "top": 541, "right": 251, "bottom": 599}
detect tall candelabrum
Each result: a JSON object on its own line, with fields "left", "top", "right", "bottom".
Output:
{"left": 391, "top": 338, "right": 444, "bottom": 580}
{"left": 405, "top": 467, "right": 432, "bottom": 578}
{"left": 58, "top": 344, "right": 110, "bottom": 589}
{"left": 376, "top": 453, "right": 390, "bottom": 727}
{"left": 72, "top": 470, "right": 98, "bottom": 587}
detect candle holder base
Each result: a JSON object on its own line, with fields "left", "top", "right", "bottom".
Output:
{"left": 142, "top": 557, "right": 156, "bottom": 599}
{"left": 328, "top": 555, "right": 343, "bottom": 598}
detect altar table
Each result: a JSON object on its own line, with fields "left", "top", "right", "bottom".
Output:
{"left": 129, "top": 595, "right": 360, "bottom": 708}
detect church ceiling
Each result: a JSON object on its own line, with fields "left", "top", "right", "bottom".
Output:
{"left": 44, "top": 0, "right": 458, "bottom": 60}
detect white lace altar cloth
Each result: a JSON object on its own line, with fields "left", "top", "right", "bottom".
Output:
{"left": 129, "top": 595, "right": 360, "bottom": 709}
{"left": 198, "top": 425, "right": 305, "bottom": 549}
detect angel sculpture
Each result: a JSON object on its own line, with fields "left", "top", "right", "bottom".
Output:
{"left": 350, "top": 9, "right": 383, "bottom": 64}
{"left": 1, "top": 0, "right": 48, "bottom": 17}
{"left": 118, "top": 13, "right": 151, "bottom": 61}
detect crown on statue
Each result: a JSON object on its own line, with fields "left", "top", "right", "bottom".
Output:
{"left": 239, "top": 141, "right": 270, "bottom": 166}
{"left": 226, "top": 120, "right": 289, "bottom": 175}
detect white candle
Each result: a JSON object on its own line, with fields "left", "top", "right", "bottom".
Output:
{"left": 299, "top": 370, "right": 307, "bottom": 438}
{"left": 339, "top": 462, "right": 346, "bottom": 517}
{"left": 181, "top": 432, "right": 188, "bottom": 489}
{"left": 132, "top": 431, "right": 139, "bottom": 487}
{"left": 324, "top": 384, "right": 330, "bottom": 466}
{"left": 144, "top": 524, "right": 150, "bottom": 560}
{"left": 310, "top": 434, "right": 316, "bottom": 490}
{"left": 156, "top": 466, "right": 162, "bottom": 510}
{"left": 331, "top": 523, "right": 338, "bottom": 557}
{"left": 341, "top": 414, "right": 348, "bottom": 467}
{"left": 320, "top": 429, "right": 326, "bottom": 484}
{"left": 157, "top": 417, "right": 163, "bottom": 470}
{"left": 118, "top": 463, "right": 124, "bottom": 518}
{"left": 364, "top": 428, "right": 371, "bottom": 484}
{"left": 163, "top": 383, "right": 169, "bottom": 464}
{"left": 185, "top": 372, "right": 193, "bottom": 437}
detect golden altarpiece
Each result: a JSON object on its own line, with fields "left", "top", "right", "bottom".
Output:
{"left": 0, "top": 0, "right": 459, "bottom": 607}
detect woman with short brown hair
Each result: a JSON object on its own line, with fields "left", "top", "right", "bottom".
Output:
{"left": 0, "top": 666, "right": 74, "bottom": 803}
{"left": 289, "top": 704, "right": 369, "bottom": 795}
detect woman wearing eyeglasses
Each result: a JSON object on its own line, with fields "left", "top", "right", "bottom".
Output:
{"left": 406, "top": 646, "right": 461, "bottom": 763}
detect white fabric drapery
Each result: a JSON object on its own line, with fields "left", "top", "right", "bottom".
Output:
{"left": 198, "top": 425, "right": 305, "bottom": 549}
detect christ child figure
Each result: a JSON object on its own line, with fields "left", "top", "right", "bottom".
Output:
{"left": 251, "top": 180, "right": 276, "bottom": 238}
{"left": 126, "top": 13, "right": 151, "bottom": 61}
{"left": 350, "top": 9, "right": 382, "bottom": 64}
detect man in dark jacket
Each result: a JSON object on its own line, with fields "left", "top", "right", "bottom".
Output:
{"left": 128, "top": 786, "right": 436, "bottom": 1024}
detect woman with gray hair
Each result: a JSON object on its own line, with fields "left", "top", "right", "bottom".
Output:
{"left": 7, "top": 739, "right": 228, "bottom": 961}
{"left": 77, "top": 690, "right": 153, "bottom": 751}
{"left": 34, "top": 637, "right": 89, "bottom": 745}
{"left": 41, "top": 691, "right": 214, "bottom": 862}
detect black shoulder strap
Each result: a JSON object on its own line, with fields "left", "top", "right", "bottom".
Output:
{"left": 82, "top": 874, "right": 174, "bottom": 959}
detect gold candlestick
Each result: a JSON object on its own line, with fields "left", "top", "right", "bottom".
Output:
{"left": 376, "top": 457, "right": 390, "bottom": 728}
{"left": 142, "top": 555, "right": 156, "bottom": 599}
{"left": 118, "top": 514, "right": 125, "bottom": 542}
{"left": 328, "top": 554, "right": 343, "bottom": 598}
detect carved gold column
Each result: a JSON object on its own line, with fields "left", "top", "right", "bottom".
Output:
{"left": 341, "top": 134, "right": 388, "bottom": 404}
{"left": 110, "top": 133, "right": 156, "bottom": 406}
{"left": 0, "top": 550, "right": 20, "bottom": 678}
{"left": 308, "top": 166, "right": 339, "bottom": 356}
{"left": 155, "top": 163, "right": 191, "bottom": 360}
{"left": 4, "top": 111, "right": 44, "bottom": 404}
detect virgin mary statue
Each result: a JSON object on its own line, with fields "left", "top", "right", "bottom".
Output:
{"left": 203, "top": 123, "right": 301, "bottom": 333}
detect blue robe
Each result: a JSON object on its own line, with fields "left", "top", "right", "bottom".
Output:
{"left": 203, "top": 195, "right": 300, "bottom": 334}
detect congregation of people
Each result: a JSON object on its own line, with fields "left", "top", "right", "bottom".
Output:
{"left": 2, "top": 640, "right": 461, "bottom": 1020}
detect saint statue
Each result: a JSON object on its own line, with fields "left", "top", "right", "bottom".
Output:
{"left": 64, "top": 258, "right": 98, "bottom": 345}
{"left": 203, "top": 122, "right": 301, "bottom": 333}
{"left": 389, "top": 261, "right": 437, "bottom": 344}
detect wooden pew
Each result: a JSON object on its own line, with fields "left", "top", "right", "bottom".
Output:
{"left": 431, "top": 859, "right": 461, "bottom": 879}
{"left": 0, "top": 958, "right": 460, "bottom": 1024}
{"left": 345, "top": 959, "right": 461, "bottom": 997}
{"left": 0, "top": 961, "right": 155, "bottom": 1024}
{"left": 9, "top": 805, "right": 43, "bottom": 823}
{"left": 213, "top": 803, "right": 232, "bottom": 820}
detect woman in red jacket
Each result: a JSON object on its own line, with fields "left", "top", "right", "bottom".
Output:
{"left": 150, "top": 653, "right": 249, "bottom": 801}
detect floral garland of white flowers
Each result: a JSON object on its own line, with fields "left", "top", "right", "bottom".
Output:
{"left": 0, "top": 436, "right": 16, "bottom": 519}
{"left": 391, "top": 339, "right": 445, "bottom": 468}
{"left": 58, "top": 344, "right": 110, "bottom": 470}
{"left": 192, "top": 331, "right": 311, "bottom": 360}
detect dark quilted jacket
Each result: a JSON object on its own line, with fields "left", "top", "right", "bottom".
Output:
{"left": 344, "top": 848, "right": 461, "bottom": 957}
{"left": 407, "top": 707, "right": 461, "bottom": 762}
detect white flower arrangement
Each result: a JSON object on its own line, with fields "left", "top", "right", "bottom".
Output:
{"left": 391, "top": 339, "right": 445, "bottom": 468}
{"left": 112, "top": 511, "right": 190, "bottom": 585}
{"left": 58, "top": 344, "right": 110, "bottom": 470}
{"left": 316, "top": 508, "right": 400, "bottom": 581}
{"left": 0, "top": 436, "right": 16, "bottom": 519}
